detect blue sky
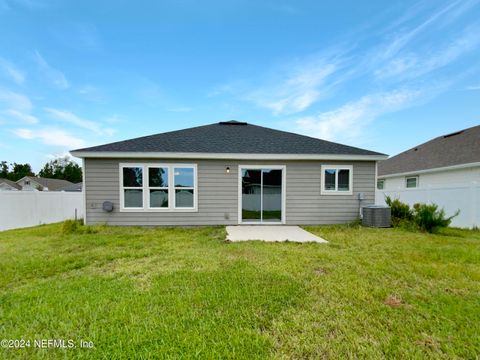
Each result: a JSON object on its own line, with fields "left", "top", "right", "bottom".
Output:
{"left": 0, "top": 0, "right": 479, "bottom": 171}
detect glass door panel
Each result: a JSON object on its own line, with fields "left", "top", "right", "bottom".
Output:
{"left": 241, "top": 169, "right": 262, "bottom": 222}
{"left": 261, "top": 169, "right": 282, "bottom": 222}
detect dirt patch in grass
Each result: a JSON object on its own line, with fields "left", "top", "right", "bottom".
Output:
{"left": 414, "top": 334, "right": 441, "bottom": 351}
{"left": 384, "top": 294, "right": 405, "bottom": 307}
{"left": 444, "top": 287, "right": 468, "bottom": 296}
{"left": 314, "top": 267, "right": 328, "bottom": 275}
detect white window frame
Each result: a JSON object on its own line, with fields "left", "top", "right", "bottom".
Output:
{"left": 405, "top": 175, "right": 419, "bottom": 189}
{"left": 377, "top": 179, "right": 385, "bottom": 190}
{"left": 119, "top": 163, "right": 198, "bottom": 212}
{"left": 120, "top": 165, "right": 144, "bottom": 209}
{"left": 173, "top": 166, "right": 196, "bottom": 209}
{"left": 320, "top": 165, "right": 353, "bottom": 195}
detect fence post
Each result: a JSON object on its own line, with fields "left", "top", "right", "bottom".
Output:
{"left": 471, "top": 181, "right": 477, "bottom": 228}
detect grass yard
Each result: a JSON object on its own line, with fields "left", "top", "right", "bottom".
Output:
{"left": 0, "top": 223, "right": 479, "bottom": 359}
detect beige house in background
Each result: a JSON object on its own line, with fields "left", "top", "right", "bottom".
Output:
{"left": 16, "top": 176, "right": 75, "bottom": 191}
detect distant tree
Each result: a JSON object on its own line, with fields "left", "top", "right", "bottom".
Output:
{"left": 9, "top": 163, "right": 34, "bottom": 181}
{"left": 0, "top": 161, "right": 9, "bottom": 178}
{"left": 63, "top": 161, "right": 83, "bottom": 183}
{"left": 39, "top": 157, "right": 82, "bottom": 183}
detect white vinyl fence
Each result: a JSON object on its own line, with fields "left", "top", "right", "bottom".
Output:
{"left": 0, "top": 192, "right": 83, "bottom": 231}
{"left": 376, "top": 183, "right": 479, "bottom": 228}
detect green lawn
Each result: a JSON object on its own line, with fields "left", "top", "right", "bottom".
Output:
{"left": 0, "top": 223, "right": 479, "bottom": 359}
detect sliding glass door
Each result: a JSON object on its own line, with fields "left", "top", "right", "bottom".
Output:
{"left": 241, "top": 167, "right": 283, "bottom": 223}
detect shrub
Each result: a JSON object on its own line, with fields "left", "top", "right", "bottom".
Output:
{"left": 62, "top": 219, "right": 98, "bottom": 235}
{"left": 384, "top": 196, "right": 459, "bottom": 233}
{"left": 62, "top": 219, "right": 79, "bottom": 234}
{"left": 385, "top": 196, "right": 413, "bottom": 226}
{"left": 413, "top": 203, "right": 459, "bottom": 233}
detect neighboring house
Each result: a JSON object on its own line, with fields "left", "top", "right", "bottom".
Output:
{"left": 58, "top": 182, "right": 83, "bottom": 192}
{"left": 71, "top": 120, "right": 387, "bottom": 226}
{"left": 376, "top": 125, "right": 480, "bottom": 228}
{"left": 0, "top": 178, "right": 22, "bottom": 191}
{"left": 16, "top": 176, "right": 74, "bottom": 191}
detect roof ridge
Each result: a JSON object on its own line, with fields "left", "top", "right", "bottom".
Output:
{"left": 245, "top": 122, "right": 386, "bottom": 155}
{"left": 71, "top": 121, "right": 386, "bottom": 156}
{"left": 386, "top": 124, "right": 480, "bottom": 161}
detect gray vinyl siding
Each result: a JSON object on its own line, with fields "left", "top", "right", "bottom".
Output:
{"left": 84, "top": 158, "right": 376, "bottom": 226}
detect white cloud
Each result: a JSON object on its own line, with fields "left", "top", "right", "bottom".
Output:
{"left": 13, "top": 127, "right": 86, "bottom": 148}
{"left": 246, "top": 60, "right": 340, "bottom": 115}
{"left": 33, "top": 50, "right": 70, "bottom": 89}
{"left": 0, "top": 88, "right": 32, "bottom": 112}
{"left": 77, "top": 84, "right": 105, "bottom": 102}
{"left": 212, "top": 0, "right": 480, "bottom": 124}
{"left": 0, "top": 88, "right": 39, "bottom": 126}
{"left": 295, "top": 88, "right": 424, "bottom": 142}
{"left": 103, "top": 128, "right": 117, "bottom": 136}
{"left": 465, "top": 84, "right": 480, "bottom": 90}
{"left": 380, "top": 0, "right": 468, "bottom": 61}
{"left": 3, "top": 109, "right": 38, "bottom": 124}
{"left": 44, "top": 107, "right": 114, "bottom": 136}
{"left": 375, "top": 24, "right": 480, "bottom": 81}
{"left": 46, "top": 152, "right": 73, "bottom": 160}
{"left": 104, "top": 114, "right": 124, "bottom": 124}
{"left": 0, "top": 57, "right": 25, "bottom": 84}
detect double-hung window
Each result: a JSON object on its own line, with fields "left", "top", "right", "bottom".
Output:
{"left": 174, "top": 167, "right": 195, "bottom": 208}
{"left": 120, "top": 164, "right": 197, "bottom": 211}
{"left": 149, "top": 167, "right": 169, "bottom": 208}
{"left": 405, "top": 176, "right": 418, "bottom": 189}
{"left": 321, "top": 165, "right": 353, "bottom": 195}
{"left": 377, "top": 179, "right": 385, "bottom": 190}
{"left": 122, "top": 166, "right": 143, "bottom": 208}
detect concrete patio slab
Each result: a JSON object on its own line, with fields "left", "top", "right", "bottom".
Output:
{"left": 226, "top": 225, "right": 327, "bottom": 243}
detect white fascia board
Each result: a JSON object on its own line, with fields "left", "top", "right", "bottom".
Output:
{"left": 70, "top": 151, "right": 388, "bottom": 161}
{"left": 378, "top": 161, "right": 480, "bottom": 179}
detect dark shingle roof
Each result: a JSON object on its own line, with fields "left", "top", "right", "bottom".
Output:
{"left": 72, "top": 121, "right": 385, "bottom": 156}
{"left": 57, "top": 182, "right": 83, "bottom": 192}
{"left": 0, "top": 178, "right": 22, "bottom": 190}
{"left": 378, "top": 125, "right": 480, "bottom": 176}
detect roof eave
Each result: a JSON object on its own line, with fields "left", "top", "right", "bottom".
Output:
{"left": 70, "top": 151, "right": 388, "bottom": 161}
{"left": 378, "top": 161, "right": 480, "bottom": 178}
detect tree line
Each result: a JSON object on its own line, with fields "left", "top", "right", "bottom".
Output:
{"left": 1, "top": 157, "right": 82, "bottom": 183}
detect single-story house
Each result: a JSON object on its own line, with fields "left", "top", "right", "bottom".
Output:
{"left": 16, "top": 176, "right": 75, "bottom": 191}
{"left": 0, "top": 178, "right": 22, "bottom": 191}
{"left": 70, "top": 121, "right": 387, "bottom": 226}
{"left": 376, "top": 125, "right": 480, "bottom": 228}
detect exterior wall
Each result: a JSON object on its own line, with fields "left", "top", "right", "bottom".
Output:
{"left": 85, "top": 158, "right": 376, "bottom": 226}
{"left": 379, "top": 166, "right": 480, "bottom": 190}
{"left": 376, "top": 166, "right": 480, "bottom": 228}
